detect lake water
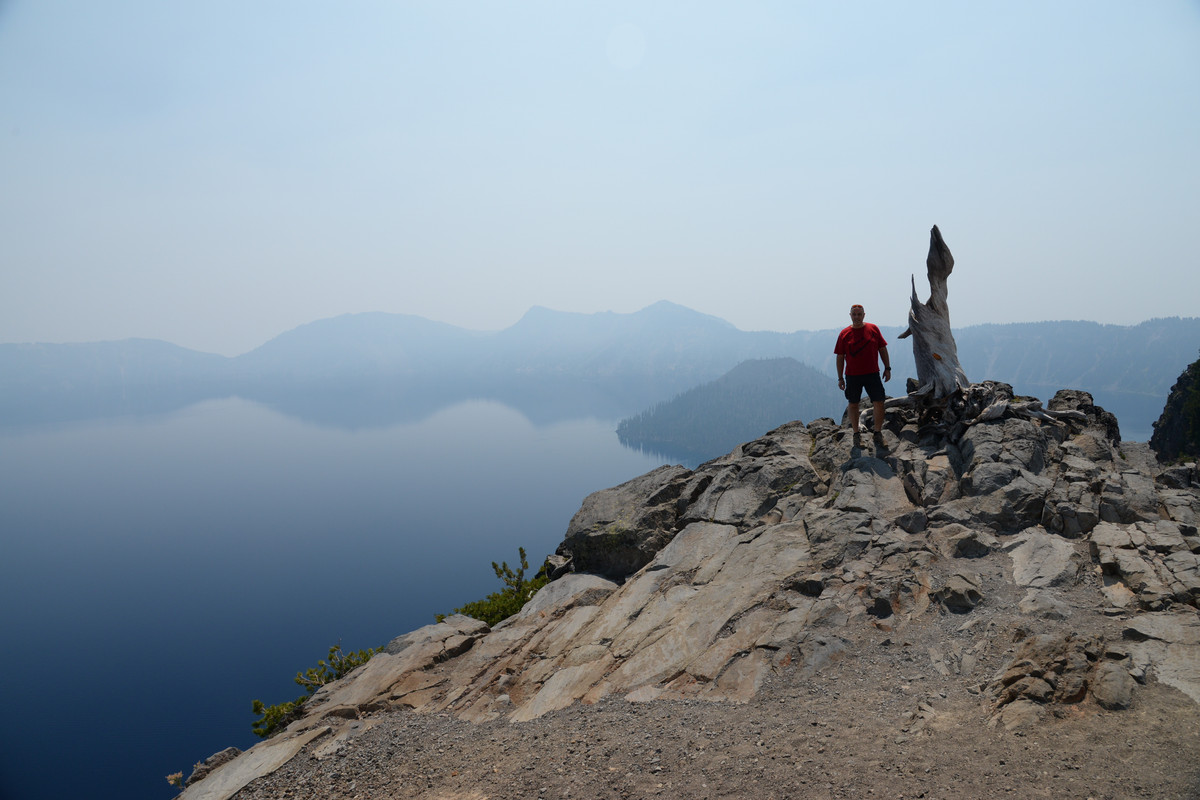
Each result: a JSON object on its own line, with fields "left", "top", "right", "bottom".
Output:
{"left": 0, "top": 397, "right": 667, "bottom": 800}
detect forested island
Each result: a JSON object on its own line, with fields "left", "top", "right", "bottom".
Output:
{"left": 616, "top": 357, "right": 843, "bottom": 463}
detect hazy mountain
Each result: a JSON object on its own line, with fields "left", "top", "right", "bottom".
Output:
{"left": 2, "top": 306, "right": 1197, "bottom": 436}
{"left": 616, "top": 358, "right": 845, "bottom": 464}
{"left": 231, "top": 312, "right": 486, "bottom": 379}
{"left": 1, "top": 338, "right": 226, "bottom": 386}
{"left": 491, "top": 302, "right": 736, "bottom": 366}
{"left": 953, "top": 320, "right": 1189, "bottom": 393}
{"left": 0, "top": 339, "right": 229, "bottom": 424}
{"left": 485, "top": 301, "right": 792, "bottom": 384}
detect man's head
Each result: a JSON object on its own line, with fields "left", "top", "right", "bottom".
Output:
{"left": 849, "top": 304, "right": 865, "bottom": 328}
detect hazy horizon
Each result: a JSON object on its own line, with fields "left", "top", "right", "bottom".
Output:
{"left": 5, "top": 301, "right": 1200, "bottom": 358}
{"left": 3, "top": 2, "right": 1198, "bottom": 357}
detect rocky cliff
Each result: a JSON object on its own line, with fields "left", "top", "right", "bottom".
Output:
{"left": 178, "top": 385, "right": 1200, "bottom": 800}
{"left": 1151, "top": 351, "right": 1200, "bottom": 463}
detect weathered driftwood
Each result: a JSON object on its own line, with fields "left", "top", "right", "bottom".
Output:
{"left": 897, "top": 225, "right": 970, "bottom": 399}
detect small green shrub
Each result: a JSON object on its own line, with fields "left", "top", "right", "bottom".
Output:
{"left": 251, "top": 643, "right": 379, "bottom": 738}
{"left": 437, "top": 547, "right": 550, "bottom": 627}
{"left": 250, "top": 695, "right": 306, "bottom": 739}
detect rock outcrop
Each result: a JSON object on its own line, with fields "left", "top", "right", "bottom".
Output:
{"left": 1150, "top": 350, "right": 1200, "bottom": 462}
{"left": 177, "top": 385, "right": 1200, "bottom": 800}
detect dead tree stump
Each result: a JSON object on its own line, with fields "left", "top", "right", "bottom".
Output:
{"left": 898, "top": 225, "right": 970, "bottom": 399}
{"left": 877, "top": 226, "right": 1085, "bottom": 439}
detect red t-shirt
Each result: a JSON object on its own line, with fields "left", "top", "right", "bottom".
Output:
{"left": 835, "top": 323, "right": 887, "bottom": 376}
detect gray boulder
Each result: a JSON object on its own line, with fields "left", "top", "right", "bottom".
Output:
{"left": 1049, "top": 388, "right": 1122, "bottom": 444}
{"left": 558, "top": 423, "right": 827, "bottom": 580}
{"left": 555, "top": 464, "right": 693, "bottom": 579}
{"left": 1092, "top": 661, "right": 1135, "bottom": 709}
{"left": 1157, "top": 462, "right": 1198, "bottom": 490}
{"left": 935, "top": 572, "right": 982, "bottom": 613}
{"left": 937, "top": 524, "right": 999, "bottom": 558}
{"left": 1006, "top": 527, "right": 1079, "bottom": 588}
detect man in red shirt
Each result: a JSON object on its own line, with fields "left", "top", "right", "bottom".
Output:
{"left": 835, "top": 304, "right": 892, "bottom": 446}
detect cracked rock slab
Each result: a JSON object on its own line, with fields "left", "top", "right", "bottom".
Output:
{"left": 1006, "top": 527, "right": 1078, "bottom": 588}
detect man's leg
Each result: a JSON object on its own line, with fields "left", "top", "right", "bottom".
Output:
{"left": 845, "top": 374, "right": 867, "bottom": 444}
{"left": 861, "top": 373, "right": 886, "bottom": 444}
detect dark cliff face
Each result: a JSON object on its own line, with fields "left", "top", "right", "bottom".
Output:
{"left": 1151, "top": 352, "right": 1200, "bottom": 462}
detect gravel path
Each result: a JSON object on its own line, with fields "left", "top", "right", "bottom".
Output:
{"left": 234, "top": 610, "right": 1200, "bottom": 800}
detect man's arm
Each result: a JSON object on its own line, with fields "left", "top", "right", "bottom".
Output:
{"left": 836, "top": 354, "right": 846, "bottom": 388}
{"left": 879, "top": 345, "right": 892, "bottom": 382}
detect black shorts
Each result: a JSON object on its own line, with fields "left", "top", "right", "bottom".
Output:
{"left": 844, "top": 372, "right": 885, "bottom": 403}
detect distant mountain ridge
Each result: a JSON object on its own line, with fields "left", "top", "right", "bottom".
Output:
{"left": 492, "top": 302, "right": 740, "bottom": 377}
{"left": 2, "top": 304, "right": 1198, "bottom": 437}
{"left": 235, "top": 312, "right": 486, "bottom": 378}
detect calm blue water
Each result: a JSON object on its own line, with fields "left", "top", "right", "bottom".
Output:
{"left": 0, "top": 397, "right": 667, "bottom": 800}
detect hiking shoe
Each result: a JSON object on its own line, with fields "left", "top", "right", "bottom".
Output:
{"left": 852, "top": 429, "right": 862, "bottom": 446}
{"left": 873, "top": 431, "right": 885, "bottom": 446}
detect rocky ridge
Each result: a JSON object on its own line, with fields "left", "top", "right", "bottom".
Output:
{"left": 178, "top": 385, "right": 1200, "bottom": 800}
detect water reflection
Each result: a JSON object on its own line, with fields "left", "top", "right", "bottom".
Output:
{"left": 0, "top": 396, "right": 668, "bottom": 800}
{"left": 0, "top": 375, "right": 671, "bottom": 432}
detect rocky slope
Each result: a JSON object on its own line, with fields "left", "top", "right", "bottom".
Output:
{"left": 177, "top": 385, "right": 1200, "bottom": 800}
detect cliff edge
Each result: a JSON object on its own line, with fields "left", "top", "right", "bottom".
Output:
{"left": 179, "top": 384, "right": 1200, "bottom": 799}
{"left": 1151, "top": 351, "right": 1200, "bottom": 463}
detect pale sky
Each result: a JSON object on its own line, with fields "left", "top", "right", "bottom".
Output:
{"left": 2, "top": 1, "right": 1197, "bottom": 356}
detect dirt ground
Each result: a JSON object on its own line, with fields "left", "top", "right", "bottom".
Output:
{"left": 230, "top": 674, "right": 1199, "bottom": 800}
{"left": 232, "top": 605, "right": 1200, "bottom": 800}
